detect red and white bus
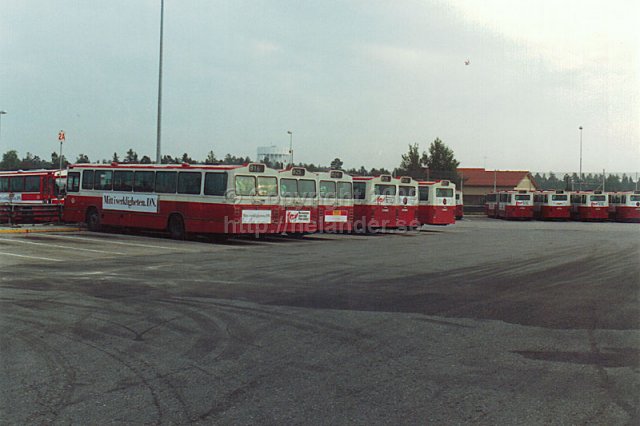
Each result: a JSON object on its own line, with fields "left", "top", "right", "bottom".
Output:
{"left": 570, "top": 191, "right": 608, "bottom": 221}
{"left": 608, "top": 191, "right": 640, "bottom": 222}
{"left": 416, "top": 180, "right": 456, "bottom": 225}
{"left": 352, "top": 175, "right": 419, "bottom": 231}
{"left": 316, "top": 170, "right": 354, "bottom": 233}
{"left": 497, "top": 190, "right": 534, "bottom": 220}
{"left": 533, "top": 190, "right": 571, "bottom": 220}
{"left": 455, "top": 190, "right": 464, "bottom": 220}
{"left": 277, "top": 167, "right": 318, "bottom": 234}
{"left": 0, "top": 170, "right": 64, "bottom": 223}
{"left": 63, "top": 162, "right": 282, "bottom": 238}
{"left": 485, "top": 192, "right": 498, "bottom": 218}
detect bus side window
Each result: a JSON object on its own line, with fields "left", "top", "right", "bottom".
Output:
{"left": 204, "top": 172, "right": 227, "bottom": 196}
{"left": 134, "top": 171, "right": 155, "bottom": 192}
{"left": 67, "top": 172, "right": 81, "bottom": 193}
{"left": 155, "top": 171, "right": 177, "bottom": 193}
{"left": 94, "top": 170, "right": 113, "bottom": 190}
{"left": 9, "top": 177, "right": 25, "bottom": 192}
{"left": 178, "top": 172, "right": 202, "bottom": 195}
{"left": 0, "top": 177, "right": 8, "bottom": 192}
{"left": 113, "top": 171, "right": 134, "bottom": 192}
{"left": 82, "top": 170, "right": 94, "bottom": 190}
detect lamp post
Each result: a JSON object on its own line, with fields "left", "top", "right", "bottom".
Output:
{"left": 578, "top": 126, "right": 583, "bottom": 190}
{"left": 0, "top": 110, "right": 7, "bottom": 146}
{"left": 287, "top": 130, "right": 293, "bottom": 167}
{"left": 155, "top": 0, "right": 165, "bottom": 164}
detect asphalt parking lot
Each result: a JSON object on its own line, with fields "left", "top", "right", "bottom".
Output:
{"left": 1, "top": 218, "right": 639, "bottom": 425}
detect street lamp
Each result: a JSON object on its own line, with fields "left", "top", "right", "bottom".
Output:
{"left": 155, "top": 0, "right": 165, "bottom": 164}
{"left": 579, "top": 126, "right": 583, "bottom": 190}
{"left": 287, "top": 130, "right": 293, "bottom": 167}
{"left": 0, "top": 110, "right": 7, "bottom": 146}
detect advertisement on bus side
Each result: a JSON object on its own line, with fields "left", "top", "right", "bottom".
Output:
{"left": 102, "top": 193, "right": 159, "bottom": 213}
{"left": 241, "top": 210, "right": 272, "bottom": 224}
{"left": 286, "top": 210, "right": 311, "bottom": 223}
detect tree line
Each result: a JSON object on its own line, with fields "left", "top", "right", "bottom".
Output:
{"left": 533, "top": 172, "right": 638, "bottom": 192}
{"left": 0, "top": 137, "right": 460, "bottom": 179}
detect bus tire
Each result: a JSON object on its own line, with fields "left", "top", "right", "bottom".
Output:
{"left": 86, "top": 208, "right": 101, "bottom": 232}
{"left": 168, "top": 214, "right": 186, "bottom": 240}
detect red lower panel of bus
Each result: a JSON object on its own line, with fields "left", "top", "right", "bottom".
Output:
{"left": 573, "top": 207, "right": 608, "bottom": 221}
{"left": 499, "top": 206, "right": 533, "bottom": 220}
{"left": 485, "top": 205, "right": 498, "bottom": 218}
{"left": 317, "top": 206, "right": 353, "bottom": 233}
{"left": 63, "top": 196, "right": 282, "bottom": 234}
{"left": 417, "top": 205, "right": 455, "bottom": 225}
{"left": 614, "top": 207, "right": 640, "bottom": 222}
{"left": 539, "top": 205, "right": 571, "bottom": 220}
{"left": 354, "top": 205, "right": 418, "bottom": 229}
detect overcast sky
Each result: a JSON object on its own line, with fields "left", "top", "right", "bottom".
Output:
{"left": 1, "top": 0, "right": 638, "bottom": 173}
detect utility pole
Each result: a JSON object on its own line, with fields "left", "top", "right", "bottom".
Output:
{"left": 155, "top": 0, "right": 165, "bottom": 164}
{"left": 287, "top": 130, "right": 293, "bottom": 167}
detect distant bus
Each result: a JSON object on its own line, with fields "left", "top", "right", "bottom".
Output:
{"left": 416, "top": 180, "right": 456, "bottom": 225}
{"left": 352, "top": 175, "right": 419, "bottom": 231}
{"left": 455, "top": 190, "right": 464, "bottom": 220}
{"left": 497, "top": 190, "right": 534, "bottom": 220}
{"left": 570, "top": 191, "right": 608, "bottom": 221}
{"left": 278, "top": 167, "right": 318, "bottom": 235}
{"left": 608, "top": 191, "right": 640, "bottom": 222}
{"left": 63, "top": 163, "right": 281, "bottom": 238}
{"left": 484, "top": 192, "right": 498, "bottom": 218}
{"left": 316, "top": 170, "right": 354, "bottom": 233}
{"left": 0, "top": 170, "right": 64, "bottom": 223}
{"left": 533, "top": 190, "right": 571, "bottom": 220}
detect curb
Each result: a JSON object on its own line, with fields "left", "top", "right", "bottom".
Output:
{"left": 0, "top": 226, "right": 83, "bottom": 234}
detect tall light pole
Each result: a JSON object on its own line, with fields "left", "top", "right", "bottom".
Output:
{"left": 287, "top": 130, "right": 293, "bottom": 167}
{"left": 155, "top": 0, "right": 165, "bottom": 164}
{"left": 0, "top": 110, "right": 7, "bottom": 147}
{"left": 578, "top": 126, "right": 583, "bottom": 190}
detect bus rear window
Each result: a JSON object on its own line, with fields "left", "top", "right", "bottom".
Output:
{"left": 235, "top": 175, "right": 256, "bottom": 196}
{"left": 82, "top": 170, "right": 94, "bottom": 190}
{"left": 134, "top": 171, "right": 155, "bottom": 192}
{"left": 178, "top": 172, "right": 202, "bottom": 195}
{"left": 515, "top": 194, "right": 530, "bottom": 201}
{"left": 337, "top": 182, "right": 352, "bottom": 199}
{"left": 590, "top": 195, "right": 606, "bottom": 202}
{"left": 320, "top": 180, "right": 336, "bottom": 198}
{"left": 204, "top": 172, "right": 227, "bottom": 196}
{"left": 353, "top": 182, "right": 366, "bottom": 200}
{"left": 436, "top": 188, "right": 453, "bottom": 198}
{"left": 25, "top": 176, "right": 40, "bottom": 192}
{"left": 94, "top": 170, "right": 113, "bottom": 190}
{"left": 257, "top": 177, "right": 277, "bottom": 196}
{"left": 374, "top": 184, "right": 396, "bottom": 196}
{"left": 399, "top": 186, "right": 416, "bottom": 197}
{"left": 552, "top": 194, "right": 568, "bottom": 201}
{"left": 155, "top": 171, "right": 177, "bottom": 193}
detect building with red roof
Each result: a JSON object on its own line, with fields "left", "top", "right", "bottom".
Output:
{"left": 457, "top": 168, "right": 539, "bottom": 206}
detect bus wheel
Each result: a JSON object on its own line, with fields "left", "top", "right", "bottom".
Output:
{"left": 168, "top": 214, "right": 185, "bottom": 240}
{"left": 86, "top": 208, "right": 101, "bottom": 232}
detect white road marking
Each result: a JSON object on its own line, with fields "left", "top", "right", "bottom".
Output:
{"left": 41, "top": 234, "right": 200, "bottom": 251}
{"left": 0, "top": 251, "right": 62, "bottom": 262}
{"left": 0, "top": 237, "right": 124, "bottom": 255}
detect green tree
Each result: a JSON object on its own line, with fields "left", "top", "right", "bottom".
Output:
{"left": 395, "top": 143, "right": 425, "bottom": 179}
{"left": 140, "top": 155, "right": 152, "bottom": 164}
{"left": 124, "top": 149, "right": 138, "bottom": 163}
{"left": 1, "top": 150, "right": 21, "bottom": 170}
{"left": 330, "top": 158, "right": 344, "bottom": 170}
{"left": 50, "top": 152, "right": 69, "bottom": 169}
{"left": 76, "top": 153, "right": 90, "bottom": 163}
{"left": 180, "top": 153, "right": 194, "bottom": 164}
{"left": 112, "top": 152, "right": 120, "bottom": 163}
{"left": 424, "top": 138, "right": 459, "bottom": 182}
{"left": 204, "top": 151, "right": 217, "bottom": 164}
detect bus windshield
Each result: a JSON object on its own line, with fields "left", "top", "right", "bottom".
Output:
{"left": 515, "top": 194, "right": 530, "bottom": 201}
{"left": 552, "top": 194, "right": 568, "bottom": 201}
{"left": 590, "top": 195, "right": 606, "bottom": 202}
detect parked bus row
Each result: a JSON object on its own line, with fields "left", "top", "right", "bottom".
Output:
{"left": 0, "top": 163, "right": 462, "bottom": 235}
{"left": 484, "top": 189, "right": 640, "bottom": 222}
{"left": 0, "top": 170, "right": 66, "bottom": 223}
